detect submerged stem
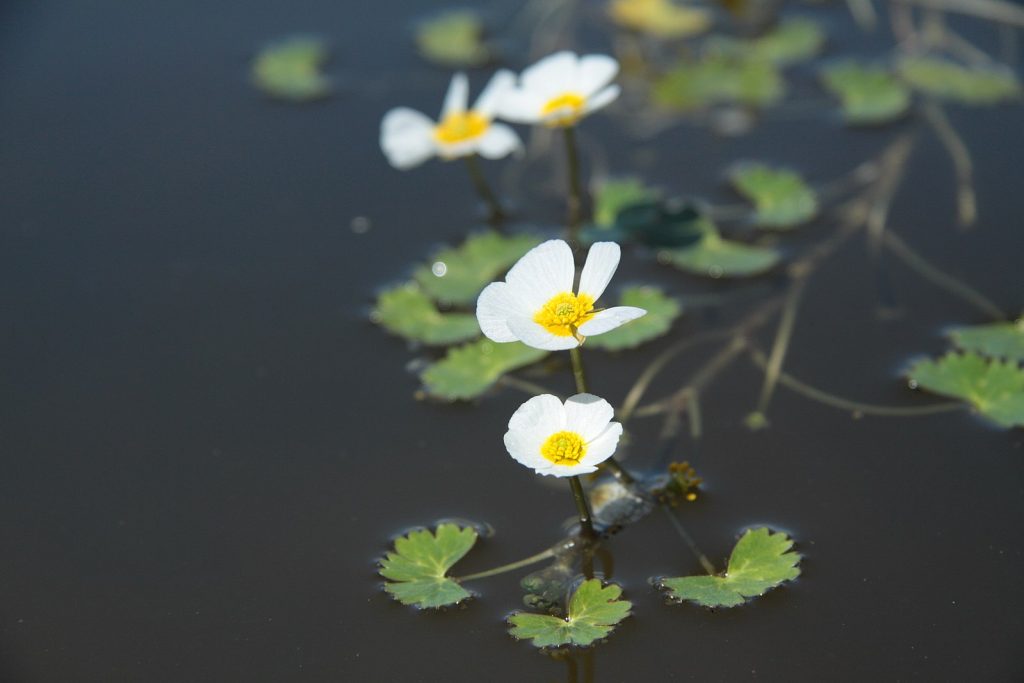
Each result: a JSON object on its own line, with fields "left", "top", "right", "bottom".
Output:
{"left": 462, "top": 154, "right": 505, "bottom": 224}
{"left": 455, "top": 547, "right": 557, "bottom": 582}
{"left": 661, "top": 506, "right": 716, "bottom": 575}
{"left": 751, "top": 279, "right": 807, "bottom": 422}
{"left": 563, "top": 126, "right": 583, "bottom": 246}
{"left": 569, "top": 476, "right": 596, "bottom": 538}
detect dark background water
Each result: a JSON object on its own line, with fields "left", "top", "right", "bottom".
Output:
{"left": 2, "top": 1, "right": 1022, "bottom": 681}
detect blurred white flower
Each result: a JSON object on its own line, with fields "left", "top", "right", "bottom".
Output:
{"left": 380, "top": 71, "right": 522, "bottom": 169}
{"left": 497, "top": 52, "right": 621, "bottom": 127}
{"left": 504, "top": 393, "right": 624, "bottom": 477}
{"left": 476, "top": 239, "right": 646, "bottom": 351}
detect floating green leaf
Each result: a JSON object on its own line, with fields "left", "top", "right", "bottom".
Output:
{"left": 416, "top": 10, "right": 491, "bottom": 68}
{"left": 659, "top": 217, "right": 780, "bottom": 277}
{"left": 948, "top": 320, "right": 1024, "bottom": 362}
{"left": 593, "top": 178, "right": 661, "bottom": 228}
{"left": 608, "top": 0, "right": 712, "bottom": 40}
{"left": 653, "top": 55, "right": 784, "bottom": 112}
{"left": 898, "top": 56, "right": 1021, "bottom": 105}
{"left": 508, "top": 579, "right": 632, "bottom": 648}
{"left": 658, "top": 528, "right": 801, "bottom": 608}
{"left": 587, "top": 287, "right": 683, "bottom": 351}
{"left": 414, "top": 232, "right": 541, "bottom": 306}
{"left": 251, "top": 36, "right": 332, "bottom": 101}
{"left": 730, "top": 162, "right": 818, "bottom": 229}
{"left": 708, "top": 18, "right": 825, "bottom": 66}
{"left": 820, "top": 62, "right": 911, "bottom": 125}
{"left": 373, "top": 284, "right": 480, "bottom": 345}
{"left": 907, "top": 352, "right": 1024, "bottom": 428}
{"left": 422, "top": 339, "right": 547, "bottom": 400}
{"left": 379, "top": 524, "right": 478, "bottom": 608}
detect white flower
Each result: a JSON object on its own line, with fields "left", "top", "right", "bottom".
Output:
{"left": 476, "top": 239, "right": 646, "bottom": 351}
{"left": 497, "top": 51, "right": 621, "bottom": 127}
{"left": 504, "top": 393, "right": 624, "bottom": 477}
{"left": 380, "top": 71, "right": 523, "bottom": 170}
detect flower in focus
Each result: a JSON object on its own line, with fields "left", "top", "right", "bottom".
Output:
{"left": 380, "top": 71, "right": 523, "bottom": 170}
{"left": 504, "top": 393, "right": 624, "bottom": 477}
{"left": 496, "top": 51, "right": 621, "bottom": 127}
{"left": 476, "top": 239, "right": 646, "bottom": 351}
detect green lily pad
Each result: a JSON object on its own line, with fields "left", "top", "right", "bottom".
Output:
{"left": 251, "top": 36, "right": 332, "bottom": 101}
{"left": 414, "top": 232, "right": 542, "bottom": 306}
{"left": 948, "top": 320, "right": 1024, "bottom": 362}
{"left": 422, "top": 339, "right": 548, "bottom": 400}
{"left": 907, "top": 352, "right": 1024, "bottom": 428}
{"left": 730, "top": 162, "right": 818, "bottom": 229}
{"left": 373, "top": 284, "right": 480, "bottom": 345}
{"left": 898, "top": 56, "right": 1021, "bottom": 105}
{"left": 820, "top": 62, "right": 911, "bottom": 125}
{"left": 657, "top": 528, "right": 801, "bottom": 608}
{"left": 659, "top": 217, "right": 780, "bottom": 277}
{"left": 653, "top": 55, "right": 784, "bottom": 112}
{"left": 379, "top": 523, "right": 478, "bottom": 609}
{"left": 587, "top": 287, "right": 683, "bottom": 351}
{"left": 608, "top": 0, "right": 712, "bottom": 40}
{"left": 707, "top": 18, "right": 825, "bottom": 66}
{"left": 593, "top": 178, "right": 661, "bottom": 228}
{"left": 415, "top": 10, "right": 491, "bottom": 68}
{"left": 508, "top": 579, "right": 632, "bottom": 648}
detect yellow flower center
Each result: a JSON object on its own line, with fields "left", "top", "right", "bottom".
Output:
{"left": 540, "top": 430, "right": 588, "bottom": 466}
{"left": 434, "top": 111, "right": 490, "bottom": 145}
{"left": 540, "top": 92, "right": 587, "bottom": 127}
{"left": 533, "top": 292, "right": 595, "bottom": 337}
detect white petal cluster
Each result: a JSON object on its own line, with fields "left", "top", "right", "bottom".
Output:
{"left": 476, "top": 239, "right": 646, "bottom": 351}
{"left": 504, "top": 393, "right": 624, "bottom": 477}
{"left": 496, "top": 51, "right": 621, "bottom": 127}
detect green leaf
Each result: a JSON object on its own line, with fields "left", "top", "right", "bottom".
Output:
{"left": 730, "top": 162, "right": 818, "bottom": 229}
{"left": 653, "top": 55, "right": 784, "bottom": 112}
{"left": 707, "top": 18, "right": 825, "bottom": 66}
{"left": 415, "top": 10, "right": 491, "bottom": 68}
{"left": 251, "top": 36, "right": 332, "bottom": 101}
{"left": 508, "top": 579, "right": 632, "bottom": 648}
{"left": 658, "top": 528, "right": 801, "bottom": 608}
{"left": 586, "top": 287, "right": 683, "bottom": 351}
{"left": 608, "top": 0, "right": 712, "bottom": 40}
{"left": 414, "top": 231, "right": 542, "bottom": 306}
{"left": 422, "top": 339, "right": 548, "bottom": 400}
{"left": 593, "top": 178, "right": 661, "bottom": 228}
{"left": 379, "top": 524, "right": 478, "bottom": 608}
{"left": 373, "top": 284, "right": 480, "bottom": 345}
{"left": 659, "top": 217, "right": 780, "bottom": 277}
{"left": 907, "top": 352, "right": 1024, "bottom": 428}
{"left": 898, "top": 56, "right": 1021, "bottom": 105}
{"left": 948, "top": 320, "right": 1024, "bottom": 362}
{"left": 820, "top": 61, "right": 912, "bottom": 125}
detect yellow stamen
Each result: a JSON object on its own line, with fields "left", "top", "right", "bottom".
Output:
{"left": 540, "top": 430, "right": 588, "bottom": 466}
{"left": 533, "top": 292, "right": 595, "bottom": 337}
{"left": 434, "top": 111, "right": 490, "bottom": 145}
{"left": 540, "top": 92, "right": 587, "bottom": 127}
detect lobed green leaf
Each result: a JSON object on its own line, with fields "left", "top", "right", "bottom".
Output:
{"left": 659, "top": 217, "right": 780, "bottom": 277}
{"left": 730, "top": 162, "right": 818, "bottom": 229}
{"left": 415, "top": 10, "right": 491, "bottom": 67}
{"left": 508, "top": 579, "right": 632, "bottom": 648}
{"left": 251, "top": 36, "right": 332, "bottom": 101}
{"left": 414, "top": 231, "right": 541, "bottom": 306}
{"left": 373, "top": 284, "right": 480, "bottom": 345}
{"left": 947, "top": 321, "right": 1024, "bottom": 363}
{"left": 586, "top": 287, "right": 683, "bottom": 351}
{"left": 421, "top": 339, "right": 548, "bottom": 400}
{"left": 380, "top": 524, "right": 478, "bottom": 609}
{"left": 820, "top": 61, "right": 911, "bottom": 125}
{"left": 907, "top": 352, "right": 1024, "bottom": 428}
{"left": 898, "top": 56, "right": 1021, "bottom": 105}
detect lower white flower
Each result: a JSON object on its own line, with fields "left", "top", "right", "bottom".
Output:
{"left": 497, "top": 51, "right": 621, "bottom": 127}
{"left": 504, "top": 393, "right": 624, "bottom": 477}
{"left": 380, "top": 71, "right": 523, "bottom": 170}
{"left": 476, "top": 239, "right": 646, "bottom": 351}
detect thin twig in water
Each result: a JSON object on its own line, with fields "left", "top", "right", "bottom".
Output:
{"left": 921, "top": 102, "right": 977, "bottom": 228}
{"left": 893, "top": 0, "right": 1024, "bottom": 28}
{"left": 662, "top": 506, "right": 716, "bottom": 575}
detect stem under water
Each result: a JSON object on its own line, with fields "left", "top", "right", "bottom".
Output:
{"left": 662, "top": 506, "right": 716, "bottom": 575}
{"left": 569, "top": 476, "right": 596, "bottom": 538}
{"left": 563, "top": 126, "right": 583, "bottom": 246}
{"left": 462, "top": 154, "right": 505, "bottom": 225}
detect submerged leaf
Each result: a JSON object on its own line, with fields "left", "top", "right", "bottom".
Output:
{"left": 587, "top": 287, "right": 683, "bottom": 350}
{"left": 898, "top": 57, "right": 1021, "bottom": 105}
{"left": 708, "top": 18, "right": 825, "bottom": 66}
{"left": 422, "top": 339, "right": 547, "bottom": 400}
{"left": 730, "top": 162, "right": 817, "bottom": 229}
{"left": 820, "top": 62, "right": 911, "bottom": 125}
{"left": 608, "top": 0, "right": 712, "bottom": 40}
{"left": 658, "top": 528, "right": 801, "bottom": 608}
{"left": 373, "top": 284, "right": 480, "bottom": 345}
{"left": 659, "top": 217, "right": 780, "bottom": 277}
{"left": 251, "top": 36, "right": 332, "bottom": 101}
{"left": 415, "top": 10, "right": 491, "bottom": 67}
{"left": 653, "top": 55, "right": 784, "bottom": 112}
{"left": 414, "top": 232, "right": 541, "bottom": 306}
{"left": 948, "top": 321, "right": 1024, "bottom": 362}
{"left": 593, "top": 178, "right": 661, "bottom": 228}
{"left": 380, "top": 524, "right": 478, "bottom": 608}
{"left": 907, "top": 352, "right": 1024, "bottom": 428}
{"left": 603, "top": 200, "right": 706, "bottom": 248}
{"left": 508, "top": 579, "right": 632, "bottom": 647}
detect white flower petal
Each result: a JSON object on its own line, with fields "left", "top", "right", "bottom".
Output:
{"left": 476, "top": 123, "right": 522, "bottom": 160}
{"left": 535, "top": 462, "right": 599, "bottom": 478}
{"left": 583, "top": 85, "right": 621, "bottom": 115}
{"left": 578, "top": 242, "right": 620, "bottom": 302}
{"left": 507, "top": 394, "right": 566, "bottom": 435}
{"left": 579, "top": 423, "right": 623, "bottom": 468}
{"left": 505, "top": 239, "right": 575, "bottom": 310}
{"left": 441, "top": 72, "right": 469, "bottom": 118}
{"left": 508, "top": 316, "right": 579, "bottom": 351}
{"left": 476, "top": 282, "right": 523, "bottom": 342}
{"left": 435, "top": 138, "right": 479, "bottom": 160}
{"left": 496, "top": 88, "right": 546, "bottom": 123}
{"left": 380, "top": 107, "right": 437, "bottom": 170}
{"left": 522, "top": 51, "right": 579, "bottom": 98}
{"left": 577, "top": 54, "right": 619, "bottom": 97}
{"left": 474, "top": 70, "right": 516, "bottom": 118}
{"left": 577, "top": 306, "right": 647, "bottom": 337}
{"left": 563, "top": 393, "right": 615, "bottom": 441}
{"left": 504, "top": 430, "right": 551, "bottom": 472}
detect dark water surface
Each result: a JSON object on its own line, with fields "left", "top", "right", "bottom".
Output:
{"left": 2, "top": 1, "right": 1022, "bottom": 681}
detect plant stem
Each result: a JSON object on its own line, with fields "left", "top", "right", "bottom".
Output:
{"left": 661, "top": 506, "right": 716, "bottom": 575}
{"left": 569, "top": 476, "right": 596, "bottom": 538}
{"left": 462, "top": 154, "right": 504, "bottom": 225}
{"left": 454, "top": 547, "right": 556, "bottom": 582}
{"left": 563, "top": 126, "right": 583, "bottom": 246}
{"left": 570, "top": 346, "right": 635, "bottom": 484}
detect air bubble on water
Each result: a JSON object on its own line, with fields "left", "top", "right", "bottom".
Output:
{"left": 708, "top": 264, "right": 724, "bottom": 279}
{"left": 431, "top": 261, "right": 448, "bottom": 277}
{"left": 350, "top": 216, "right": 371, "bottom": 234}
